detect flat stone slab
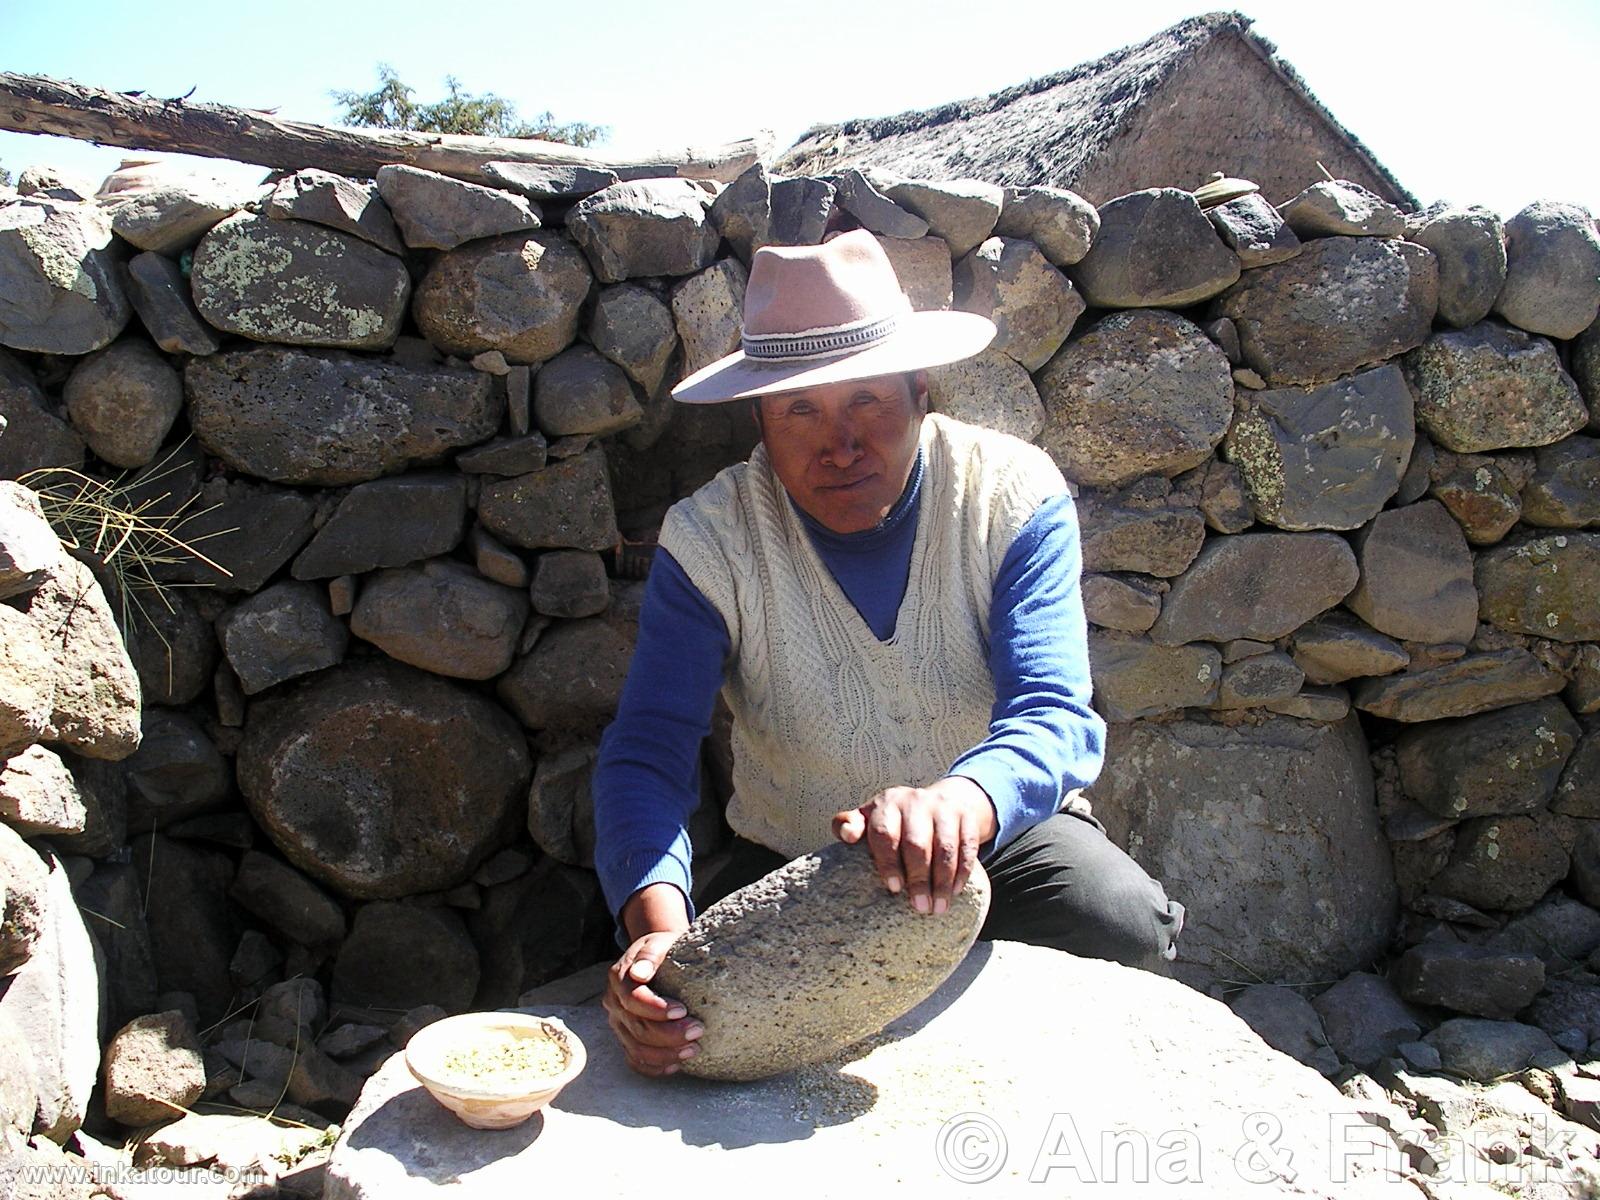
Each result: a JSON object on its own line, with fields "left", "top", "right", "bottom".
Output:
{"left": 325, "top": 942, "right": 1415, "bottom": 1197}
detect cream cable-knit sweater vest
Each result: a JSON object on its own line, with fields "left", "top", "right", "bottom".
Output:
{"left": 658, "top": 412, "right": 1069, "bottom": 857}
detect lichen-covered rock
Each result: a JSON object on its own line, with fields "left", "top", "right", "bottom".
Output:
{"left": 566, "top": 179, "right": 720, "bottom": 283}
{"left": 1407, "top": 205, "right": 1506, "bottom": 329}
{"left": 1352, "top": 649, "right": 1566, "bottom": 722}
{"left": 1402, "top": 322, "right": 1587, "bottom": 454}
{"left": 1088, "top": 713, "right": 1396, "bottom": 991}
{"left": 62, "top": 338, "right": 182, "bottom": 469}
{"left": 238, "top": 660, "right": 531, "bottom": 899}
{"left": 1290, "top": 611, "right": 1409, "bottom": 685}
{"left": 102, "top": 1010, "right": 206, "bottom": 1126}
{"left": 994, "top": 184, "right": 1098, "bottom": 266}
{"left": 264, "top": 167, "right": 404, "bottom": 254}
{"left": 374, "top": 164, "right": 541, "bottom": 250}
{"left": 0, "top": 199, "right": 131, "bottom": 354}
{"left": 1205, "top": 193, "right": 1301, "bottom": 268}
{"left": 1069, "top": 188, "right": 1239, "bottom": 308}
{"left": 1087, "top": 631, "right": 1220, "bottom": 720}
{"left": 1521, "top": 438, "right": 1600, "bottom": 528}
{"left": 1476, "top": 532, "right": 1600, "bottom": 643}
{"left": 1214, "top": 236, "right": 1437, "bottom": 387}
{"left": 0, "top": 554, "right": 141, "bottom": 761}
{"left": 1278, "top": 181, "right": 1405, "bottom": 239}
{"left": 190, "top": 212, "right": 409, "bottom": 349}
{"left": 1430, "top": 810, "right": 1577, "bottom": 912}
{"left": 1344, "top": 500, "right": 1479, "bottom": 645}
{"left": 350, "top": 558, "right": 529, "bottom": 680}
{"left": 1148, "top": 532, "right": 1357, "bottom": 645}
{"left": 477, "top": 448, "right": 619, "bottom": 552}
{"left": 412, "top": 231, "right": 593, "bottom": 364}
{"left": 654, "top": 840, "right": 988, "bottom": 1081}
{"left": 1223, "top": 363, "right": 1413, "bottom": 530}
{"left": 533, "top": 346, "right": 643, "bottom": 438}
{"left": 186, "top": 346, "right": 498, "bottom": 486}
{"left": 1426, "top": 449, "right": 1529, "bottom": 545}
{"left": 1493, "top": 200, "right": 1600, "bottom": 339}
{"left": 926, "top": 349, "right": 1044, "bottom": 442}
{"left": 1037, "top": 310, "right": 1232, "bottom": 488}
{"left": 953, "top": 236, "right": 1083, "bottom": 371}
{"left": 1397, "top": 697, "right": 1581, "bottom": 820}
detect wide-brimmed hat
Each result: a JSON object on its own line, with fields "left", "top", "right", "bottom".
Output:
{"left": 670, "top": 229, "right": 996, "bottom": 404}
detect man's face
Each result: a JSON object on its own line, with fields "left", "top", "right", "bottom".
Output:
{"left": 756, "top": 371, "right": 926, "bottom": 535}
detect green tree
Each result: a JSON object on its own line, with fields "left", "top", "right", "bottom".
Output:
{"left": 331, "top": 64, "right": 606, "bottom": 147}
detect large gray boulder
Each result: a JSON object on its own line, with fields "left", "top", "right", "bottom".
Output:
{"left": 1406, "top": 205, "right": 1506, "bottom": 328}
{"left": 291, "top": 473, "right": 469, "bottom": 579}
{"left": 375, "top": 164, "right": 541, "bottom": 250}
{"left": 477, "top": 448, "right": 619, "bottom": 552}
{"left": 875, "top": 235, "right": 952, "bottom": 310}
{"left": 153, "top": 476, "right": 317, "bottom": 592}
{"left": 1148, "top": 532, "right": 1357, "bottom": 645}
{"left": 0, "top": 853, "right": 99, "bottom": 1141}
{"left": 707, "top": 162, "right": 771, "bottom": 263}
{"left": 534, "top": 346, "right": 643, "bottom": 438}
{"left": 1431, "top": 809, "right": 1577, "bottom": 911}
{"left": 1036, "top": 310, "right": 1232, "bottom": 489}
{"left": 325, "top": 942, "right": 1419, "bottom": 1198}
{"left": 993, "top": 184, "right": 1098, "bottom": 265}
{"left": 333, "top": 901, "right": 480, "bottom": 1015}
{"left": 1352, "top": 648, "right": 1566, "bottom": 722}
{"left": 1425, "top": 448, "right": 1529, "bottom": 545}
{"left": 350, "top": 558, "right": 529, "bottom": 680}
{"left": 190, "top": 212, "right": 410, "bottom": 349}
{"left": 229, "top": 851, "right": 347, "bottom": 949}
{"left": 215, "top": 580, "right": 350, "bottom": 695}
{"left": 101, "top": 1010, "right": 206, "bottom": 1126}
{"left": 0, "top": 350, "right": 84, "bottom": 480}
{"left": 186, "top": 346, "right": 499, "bottom": 487}
{"left": 1214, "top": 236, "right": 1437, "bottom": 387}
{"left": 0, "top": 480, "right": 61, "bottom": 601}
{"left": 1476, "top": 531, "right": 1600, "bottom": 643}
{"left": 0, "top": 821, "right": 47, "bottom": 976}
{"left": 1223, "top": 364, "right": 1414, "bottom": 530}
{"left": 1344, "top": 500, "right": 1479, "bottom": 645}
{"left": 1205, "top": 193, "right": 1301, "bottom": 268}
{"left": 61, "top": 338, "right": 183, "bottom": 469}
{"left": 1289, "top": 611, "right": 1408, "bottom": 685}
{"left": 0, "top": 554, "right": 141, "bottom": 761}
{"left": 1390, "top": 944, "right": 1545, "bottom": 1020}
{"left": 883, "top": 177, "right": 1002, "bottom": 259}
{"left": 1277, "top": 181, "right": 1404, "bottom": 239}
{"left": 656, "top": 841, "right": 987, "bottom": 1081}
{"left": 953, "top": 236, "right": 1083, "bottom": 371}
{"left": 107, "top": 178, "right": 252, "bottom": 253}
{"left": 1423, "top": 1018, "right": 1559, "bottom": 1083}
{"left": 1397, "top": 697, "right": 1581, "bottom": 820}
{"left": 496, "top": 617, "right": 633, "bottom": 732}
{"left": 412, "top": 231, "right": 593, "bottom": 364}
{"left": 586, "top": 284, "right": 678, "bottom": 397}
{"left": 1493, "top": 200, "right": 1600, "bottom": 339}
{"left": 1088, "top": 714, "right": 1396, "bottom": 992}
{"left": 238, "top": 660, "right": 531, "bottom": 899}
{"left": 926, "top": 349, "right": 1045, "bottom": 442}
{"left": 671, "top": 258, "right": 747, "bottom": 379}
{"left": 566, "top": 179, "right": 720, "bottom": 283}
{"left": 0, "top": 199, "right": 131, "bottom": 354}
{"left": 1402, "top": 321, "right": 1587, "bottom": 453}
{"left": 1069, "top": 188, "right": 1239, "bottom": 308}
{"left": 1521, "top": 437, "right": 1600, "bottom": 528}
{"left": 832, "top": 169, "right": 926, "bottom": 238}
{"left": 0, "top": 745, "right": 85, "bottom": 838}
{"left": 1087, "top": 632, "right": 1220, "bottom": 721}
{"left": 1078, "top": 487, "right": 1206, "bottom": 578}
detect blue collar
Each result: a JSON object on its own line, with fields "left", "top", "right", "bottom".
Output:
{"left": 791, "top": 449, "right": 924, "bottom": 554}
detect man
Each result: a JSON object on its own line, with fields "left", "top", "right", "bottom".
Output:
{"left": 594, "top": 230, "right": 1184, "bottom": 1077}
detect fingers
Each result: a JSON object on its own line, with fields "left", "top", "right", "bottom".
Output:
{"left": 864, "top": 797, "right": 904, "bottom": 895}
{"left": 951, "top": 808, "right": 982, "bottom": 899}
{"left": 897, "top": 802, "right": 934, "bottom": 914}
{"left": 929, "top": 804, "right": 962, "bottom": 914}
{"left": 605, "top": 935, "right": 705, "bottom": 1078}
{"left": 832, "top": 806, "right": 867, "bottom": 844}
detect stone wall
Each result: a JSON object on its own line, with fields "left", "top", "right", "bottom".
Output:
{"left": 2, "top": 158, "right": 1600, "bottom": 1166}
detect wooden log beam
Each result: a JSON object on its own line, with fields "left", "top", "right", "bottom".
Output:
{"left": 0, "top": 72, "right": 766, "bottom": 185}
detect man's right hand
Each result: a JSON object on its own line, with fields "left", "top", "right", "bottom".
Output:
{"left": 605, "top": 883, "right": 702, "bottom": 1076}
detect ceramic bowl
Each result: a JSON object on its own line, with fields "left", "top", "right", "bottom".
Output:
{"left": 405, "top": 1012, "right": 586, "bottom": 1130}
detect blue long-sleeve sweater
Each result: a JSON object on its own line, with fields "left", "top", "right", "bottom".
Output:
{"left": 592, "top": 449, "right": 1107, "bottom": 932}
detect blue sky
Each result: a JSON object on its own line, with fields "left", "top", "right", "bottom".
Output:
{"left": 3, "top": 0, "right": 1596, "bottom": 218}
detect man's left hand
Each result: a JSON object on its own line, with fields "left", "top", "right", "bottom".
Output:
{"left": 832, "top": 777, "right": 997, "bottom": 916}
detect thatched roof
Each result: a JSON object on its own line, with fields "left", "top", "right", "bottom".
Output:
{"left": 776, "top": 12, "right": 1414, "bottom": 206}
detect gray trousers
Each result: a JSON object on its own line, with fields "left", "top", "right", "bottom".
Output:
{"left": 698, "top": 809, "right": 1186, "bottom": 975}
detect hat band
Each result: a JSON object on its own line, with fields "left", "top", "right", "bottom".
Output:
{"left": 741, "top": 313, "right": 900, "bottom": 363}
